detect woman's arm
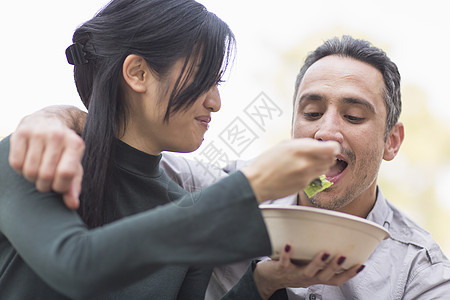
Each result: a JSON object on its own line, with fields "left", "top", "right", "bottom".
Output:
{"left": 1, "top": 136, "right": 271, "bottom": 299}
{"left": 177, "top": 266, "right": 213, "bottom": 300}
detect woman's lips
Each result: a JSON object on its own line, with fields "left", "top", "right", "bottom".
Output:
{"left": 195, "top": 116, "right": 211, "bottom": 129}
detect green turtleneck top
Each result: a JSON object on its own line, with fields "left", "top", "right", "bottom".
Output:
{"left": 0, "top": 136, "right": 271, "bottom": 299}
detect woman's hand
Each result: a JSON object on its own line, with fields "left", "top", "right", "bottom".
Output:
{"left": 253, "top": 244, "right": 364, "bottom": 299}
{"left": 241, "top": 139, "right": 339, "bottom": 203}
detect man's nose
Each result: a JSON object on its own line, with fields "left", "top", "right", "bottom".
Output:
{"left": 313, "top": 112, "right": 344, "bottom": 143}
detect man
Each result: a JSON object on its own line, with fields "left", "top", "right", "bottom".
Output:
{"left": 9, "top": 35, "right": 450, "bottom": 298}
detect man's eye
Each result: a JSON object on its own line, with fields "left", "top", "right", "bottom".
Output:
{"left": 303, "top": 112, "right": 322, "bottom": 119}
{"left": 345, "top": 115, "right": 365, "bottom": 123}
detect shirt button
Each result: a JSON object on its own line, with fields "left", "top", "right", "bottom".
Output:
{"left": 309, "top": 294, "right": 317, "bottom": 300}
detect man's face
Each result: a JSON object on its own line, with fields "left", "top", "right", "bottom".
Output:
{"left": 293, "top": 55, "right": 389, "bottom": 216}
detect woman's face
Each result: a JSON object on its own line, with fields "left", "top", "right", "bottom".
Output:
{"left": 122, "top": 58, "right": 221, "bottom": 155}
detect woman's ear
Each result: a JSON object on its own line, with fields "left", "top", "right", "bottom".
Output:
{"left": 383, "top": 122, "right": 404, "bottom": 161}
{"left": 122, "top": 54, "right": 150, "bottom": 93}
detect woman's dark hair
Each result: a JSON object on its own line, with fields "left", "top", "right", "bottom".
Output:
{"left": 293, "top": 35, "right": 401, "bottom": 140}
{"left": 70, "top": 0, "right": 235, "bottom": 228}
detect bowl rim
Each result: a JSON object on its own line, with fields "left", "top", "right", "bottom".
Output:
{"left": 259, "top": 204, "right": 390, "bottom": 239}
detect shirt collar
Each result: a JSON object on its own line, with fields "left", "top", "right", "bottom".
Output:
{"left": 263, "top": 194, "right": 298, "bottom": 206}
{"left": 114, "top": 138, "right": 163, "bottom": 178}
{"left": 366, "top": 187, "right": 393, "bottom": 231}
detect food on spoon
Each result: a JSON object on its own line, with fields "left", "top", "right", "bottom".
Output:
{"left": 304, "top": 175, "right": 333, "bottom": 198}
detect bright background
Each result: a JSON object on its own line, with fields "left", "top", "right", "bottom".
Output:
{"left": 1, "top": 0, "right": 449, "bottom": 255}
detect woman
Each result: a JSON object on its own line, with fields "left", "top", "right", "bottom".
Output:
{"left": 0, "top": 0, "right": 350, "bottom": 299}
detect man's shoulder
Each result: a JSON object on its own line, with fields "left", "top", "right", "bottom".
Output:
{"left": 160, "top": 153, "right": 229, "bottom": 190}
{"left": 385, "top": 199, "right": 448, "bottom": 264}
{"left": 160, "top": 153, "right": 253, "bottom": 190}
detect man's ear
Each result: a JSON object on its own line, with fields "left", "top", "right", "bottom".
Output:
{"left": 122, "top": 54, "right": 150, "bottom": 93}
{"left": 383, "top": 122, "right": 404, "bottom": 161}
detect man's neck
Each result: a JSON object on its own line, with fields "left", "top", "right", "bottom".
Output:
{"left": 296, "top": 189, "right": 377, "bottom": 219}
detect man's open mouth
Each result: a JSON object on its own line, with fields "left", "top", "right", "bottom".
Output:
{"left": 326, "top": 158, "right": 348, "bottom": 179}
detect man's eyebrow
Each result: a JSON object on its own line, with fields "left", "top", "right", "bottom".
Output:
{"left": 298, "top": 93, "right": 323, "bottom": 104}
{"left": 342, "top": 97, "right": 376, "bottom": 114}
{"left": 297, "top": 93, "right": 377, "bottom": 114}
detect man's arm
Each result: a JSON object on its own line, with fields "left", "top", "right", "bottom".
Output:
{"left": 402, "top": 251, "right": 450, "bottom": 299}
{"left": 9, "top": 105, "right": 87, "bottom": 209}
{"left": 10, "top": 105, "right": 341, "bottom": 207}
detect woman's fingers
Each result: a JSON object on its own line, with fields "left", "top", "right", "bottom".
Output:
{"left": 302, "top": 251, "right": 330, "bottom": 279}
{"left": 314, "top": 254, "right": 365, "bottom": 284}
{"left": 253, "top": 246, "right": 366, "bottom": 295}
{"left": 327, "top": 264, "right": 365, "bottom": 286}
{"left": 242, "top": 138, "right": 340, "bottom": 203}
{"left": 278, "top": 244, "right": 293, "bottom": 268}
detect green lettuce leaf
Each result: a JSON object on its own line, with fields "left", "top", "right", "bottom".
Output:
{"left": 304, "top": 175, "right": 333, "bottom": 198}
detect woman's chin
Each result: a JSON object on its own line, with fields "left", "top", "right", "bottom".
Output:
{"left": 167, "top": 139, "right": 204, "bottom": 154}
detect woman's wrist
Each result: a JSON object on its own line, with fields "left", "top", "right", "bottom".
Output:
{"left": 253, "top": 260, "right": 281, "bottom": 300}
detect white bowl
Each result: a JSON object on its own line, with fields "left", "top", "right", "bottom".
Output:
{"left": 260, "top": 205, "right": 390, "bottom": 269}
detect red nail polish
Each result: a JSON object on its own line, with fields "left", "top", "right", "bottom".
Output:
{"left": 284, "top": 244, "right": 291, "bottom": 252}
{"left": 337, "top": 256, "right": 346, "bottom": 265}
{"left": 357, "top": 265, "right": 365, "bottom": 273}
{"left": 321, "top": 253, "right": 330, "bottom": 261}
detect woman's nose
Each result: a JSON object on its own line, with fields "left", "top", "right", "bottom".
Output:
{"left": 203, "top": 86, "right": 221, "bottom": 112}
